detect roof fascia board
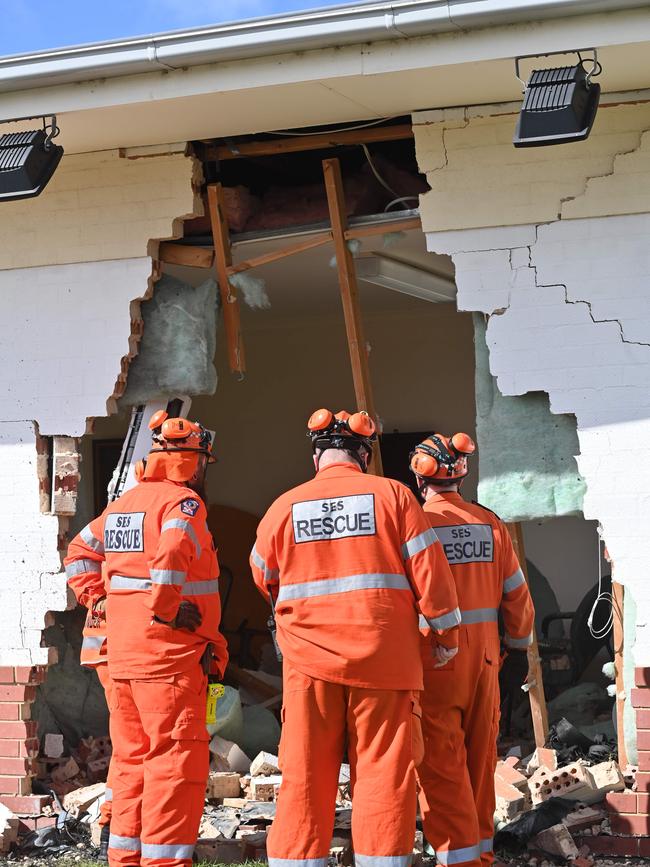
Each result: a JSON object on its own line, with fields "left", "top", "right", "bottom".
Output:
{"left": 0, "top": 0, "right": 648, "bottom": 93}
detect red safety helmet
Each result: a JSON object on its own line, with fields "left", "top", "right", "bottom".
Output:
{"left": 409, "top": 432, "right": 475, "bottom": 483}
{"left": 307, "top": 408, "right": 377, "bottom": 471}
{"left": 142, "top": 411, "right": 215, "bottom": 483}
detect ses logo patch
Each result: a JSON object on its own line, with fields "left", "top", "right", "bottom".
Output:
{"left": 292, "top": 494, "right": 376, "bottom": 543}
{"left": 180, "top": 499, "right": 200, "bottom": 517}
{"left": 104, "top": 512, "right": 145, "bottom": 553}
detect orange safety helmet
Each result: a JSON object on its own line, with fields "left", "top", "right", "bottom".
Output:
{"left": 141, "top": 411, "right": 215, "bottom": 484}
{"left": 307, "top": 408, "right": 377, "bottom": 471}
{"left": 409, "top": 432, "right": 475, "bottom": 485}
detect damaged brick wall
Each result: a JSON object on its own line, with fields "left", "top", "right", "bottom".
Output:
{"left": 413, "top": 97, "right": 650, "bottom": 843}
{"left": 0, "top": 148, "right": 203, "bottom": 772}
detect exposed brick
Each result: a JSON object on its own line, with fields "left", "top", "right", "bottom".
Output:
{"left": 0, "top": 703, "right": 31, "bottom": 721}
{"left": 636, "top": 709, "right": 650, "bottom": 729}
{"left": 638, "top": 730, "right": 650, "bottom": 751}
{"left": 610, "top": 813, "right": 650, "bottom": 836}
{"left": 0, "top": 740, "right": 19, "bottom": 758}
{"left": 640, "top": 836, "right": 650, "bottom": 857}
{"left": 635, "top": 772, "right": 650, "bottom": 793}
{"left": 0, "top": 685, "right": 35, "bottom": 703}
{"left": 0, "top": 757, "right": 31, "bottom": 776}
{"left": 0, "top": 669, "right": 14, "bottom": 684}
{"left": 605, "top": 792, "right": 637, "bottom": 814}
{"left": 14, "top": 666, "right": 45, "bottom": 686}
{"left": 638, "top": 751, "right": 650, "bottom": 772}
{"left": 0, "top": 775, "right": 31, "bottom": 795}
{"left": 0, "top": 721, "right": 36, "bottom": 739}
{"left": 631, "top": 688, "right": 650, "bottom": 709}
{"left": 0, "top": 794, "right": 51, "bottom": 815}
{"left": 576, "top": 835, "right": 639, "bottom": 856}
{"left": 635, "top": 667, "right": 650, "bottom": 688}
{"left": 638, "top": 793, "right": 650, "bottom": 815}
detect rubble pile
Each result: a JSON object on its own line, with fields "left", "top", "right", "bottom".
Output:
{"left": 494, "top": 718, "right": 635, "bottom": 865}
{"left": 39, "top": 735, "right": 112, "bottom": 797}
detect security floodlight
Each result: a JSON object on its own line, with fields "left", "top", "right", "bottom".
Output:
{"left": 0, "top": 116, "right": 63, "bottom": 201}
{"left": 513, "top": 51, "right": 601, "bottom": 148}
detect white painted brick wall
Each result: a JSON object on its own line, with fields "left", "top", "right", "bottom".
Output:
{"left": 0, "top": 422, "right": 66, "bottom": 665}
{"left": 425, "top": 215, "right": 650, "bottom": 666}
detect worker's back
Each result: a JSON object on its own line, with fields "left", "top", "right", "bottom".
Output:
{"left": 252, "top": 461, "right": 458, "bottom": 690}
{"left": 421, "top": 491, "right": 534, "bottom": 666}
{"left": 67, "top": 477, "right": 225, "bottom": 679}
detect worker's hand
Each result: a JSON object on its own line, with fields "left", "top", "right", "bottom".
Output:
{"left": 172, "top": 601, "right": 202, "bottom": 632}
{"left": 499, "top": 648, "right": 529, "bottom": 691}
{"left": 433, "top": 644, "right": 458, "bottom": 668}
{"left": 93, "top": 597, "right": 107, "bottom": 616}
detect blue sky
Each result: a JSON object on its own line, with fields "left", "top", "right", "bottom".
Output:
{"left": 1, "top": 0, "right": 344, "bottom": 57}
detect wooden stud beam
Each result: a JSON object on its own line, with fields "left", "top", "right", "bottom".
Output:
{"left": 345, "top": 216, "right": 421, "bottom": 240}
{"left": 207, "top": 183, "right": 246, "bottom": 375}
{"left": 227, "top": 233, "right": 332, "bottom": 276}
{"left": 206, "top": 123, "right": 414, "bottom": 161}
{"left": 323, "top": 157, "right": 383, "bottom": 476}
{"left": 158, "top": 242, "right": 214, "bottom": 269}
{"left": 506, "top": 521, "right": 549, "bottom": 747}
{"left": 612, "top": 580, "right": 628, "bottom": 768}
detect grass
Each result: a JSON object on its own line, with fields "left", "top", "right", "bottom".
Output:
{"left": 39, "top": 861, "right": 268, "bottom": 867}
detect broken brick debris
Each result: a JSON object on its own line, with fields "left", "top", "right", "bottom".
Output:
{"left": 533, "top": 822, "right": 580, "bottom": 860}
{"left": 250, "top": 750, "right": 280, "bottom": 777}
{"left": 206, "top": 771, "right": 242, "bottom": 800}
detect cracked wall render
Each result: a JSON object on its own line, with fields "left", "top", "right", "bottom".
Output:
{"left": 0, "top": 148, "right": 200, "bottom": 667}
{"left": 413, "top": 102, "right": 650, "bottom": 231}
{"left": 423, "top": 218, "right": 650, "bottom": 667}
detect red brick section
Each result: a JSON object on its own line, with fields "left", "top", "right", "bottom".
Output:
{"left": 598, "top": 667, "right": 650, "bottom": 854}
{"left": 0, "top": 666, "right": 47, "bottom": 810}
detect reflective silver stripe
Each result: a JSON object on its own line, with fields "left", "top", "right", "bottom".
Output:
{"left": 277, "top": 573, "right": 411, "bottom": 603}
{"left": 401, "top": 527, "right": 438, "bottom": 560}
{"left": 418, "top": 614, "right": 428, "bottom": 629}
{"left": 183, "top": 579, "right": 220, "bottom": 596}
{"left": 109, "top": 834, "right": 141, "bottom": 851}
{"left": 111, "top": 575, "right": 151, "bottom": 591}
{"left": 505, "top": 632, "right": 533, "bottom": 648}
{"left": 426, "top": 607, "right": 461, "bottom": 631}
{"left": 104, "top": 787, "right": 113, "bottom": 802}
{"left": 460, "top": 607, "right": 498, "bottom": 625}
{"left": 150, "top": 569, "right": 186, "bottom": 586}
{"left": 480, "top": 838, "right": 493, "bottom": 854}
{"left": 80, "top": 524, "right": 104, "bottom": 555}
{"left": 355, "top": 857, "right": 412, "bottom": 867}
{"left": 81, "top": 635, "right": 106, "bottom": 650}
{"left": 141, "top": 843, "right": 195, "bottom": 859}
{"left": 65, "top": 559, "right": 101, "bottom": 578}
{"left": 161, "top": 519, "right": 201, "bottom": 558}
{"left": 503, "top": 568, "right": 525, "bottom": 594}
{"left": 269, "top": 860, "right": 328, "bottom": 867}
{"left": 435, "top": 844, "right": 481, "bottom": 865}
{"left": 251, "top": 544, "right": 279, "bottom": 585}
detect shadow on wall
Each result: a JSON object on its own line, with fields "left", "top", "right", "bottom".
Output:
{"left": 32, "top": 607, "right": 108, "bottom": 750}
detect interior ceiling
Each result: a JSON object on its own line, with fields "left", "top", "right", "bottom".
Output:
{"left": 164, "top": 227, "right": 455, "bottom": 319}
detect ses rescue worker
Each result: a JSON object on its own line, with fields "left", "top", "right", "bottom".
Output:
{"left": 65, "top": 413, "right": 228, "bottom": 867}
{"left": 250, "top": 409, "right": 461, "bottom": 867}
{"left": 409, "top": 433, "right": 535, "bottom": 867}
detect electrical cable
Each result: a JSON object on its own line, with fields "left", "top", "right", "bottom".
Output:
{"left": 264, "top": 116, "right": 399, "bottom": 136}
{"left": 587, "top": 527, "right": 614, "bottom": 640}
{"left": 361, "top": 142, "right": 399, "bottom": 197}
{"left": 384, "top": 195, "right": 420, "bottom": 211}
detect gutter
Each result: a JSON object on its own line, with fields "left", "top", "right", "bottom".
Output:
{"left": 0, "top": 0, "right": 647, "bottom": 93}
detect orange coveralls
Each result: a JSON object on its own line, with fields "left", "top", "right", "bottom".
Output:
{"left": 79, "top": 608, "right": 114, "bottom": 828}
{"left": 65, "top": 479, "right": 228, "bottom": 867}
{"left": 417, "top": 493, "right": 535, "bottom": 867}
{"left": 250, "top": 462, "right": 460, "bottom": 867}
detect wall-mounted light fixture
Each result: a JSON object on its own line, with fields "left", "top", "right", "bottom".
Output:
{"left": 356, "top": 254, "right": 456, "bottom": 303}
{"left": 0, "top": 115, "right": 64, "bottom": 201}
{"left": 513, "top": 50, "right": 601, "bottom": 148}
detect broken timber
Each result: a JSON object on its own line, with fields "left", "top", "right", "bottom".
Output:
{"left": 323, "top": 157, "right": 383, "bottom": 476}
{"left": 207, "top": 183, "right": 246, "bottom": 375}
{"left": 506, "top": 521, "right": 549, "bottom": 747}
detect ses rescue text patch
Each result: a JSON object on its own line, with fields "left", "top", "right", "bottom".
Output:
{"left": 434, "top": 524, "right": 494, "bottom": 564}
{"left": 292, "top": 494, "right": 376, "bottom": 543}
{"left": 104, "top": 512, "right": 145, "bottom": 553}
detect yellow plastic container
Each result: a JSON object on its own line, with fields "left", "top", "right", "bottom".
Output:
{"left": 206, "top": 683, "right": 225, "bottom": 725}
